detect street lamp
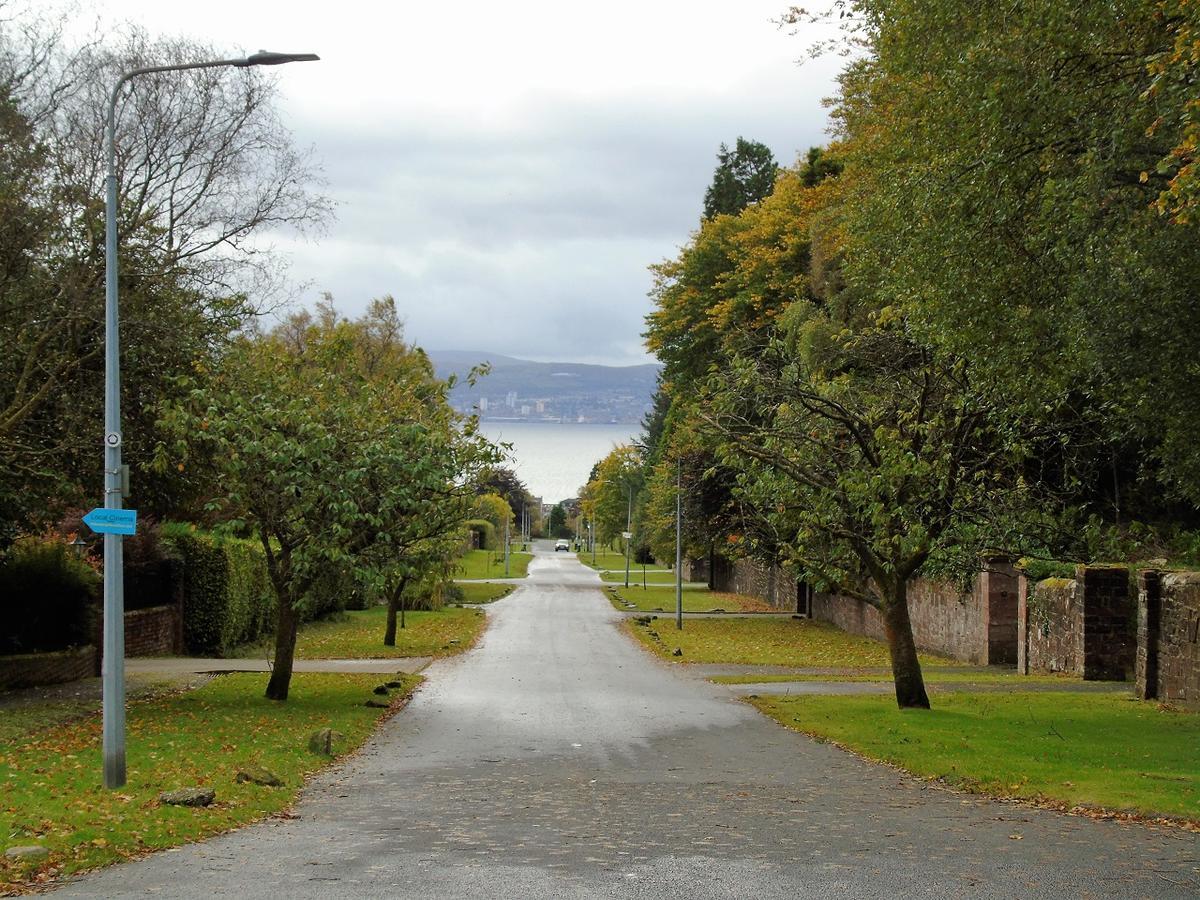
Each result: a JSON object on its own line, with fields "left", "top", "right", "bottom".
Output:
{"left": 100, "top": 48, "right": 319, "bottom": 789}
{"left": 675, "top": 457, "right": 683, "bottom": 631}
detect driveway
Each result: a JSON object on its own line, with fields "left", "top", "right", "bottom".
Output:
{"left": 54, "top": 546, "right": 1200, "bottom": 898}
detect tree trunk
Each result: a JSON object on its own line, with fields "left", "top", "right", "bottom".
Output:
{"left": 882, "top": 580, "right": 930, "bottom": 710}
{"left": 265, "top": 594, "right": 300, "bottom": 701}
{"left": 383, "top": 577, "right": 408, "bottom": 647}
{"left": 400, "top": 588, "right": 406, "bottom": 630}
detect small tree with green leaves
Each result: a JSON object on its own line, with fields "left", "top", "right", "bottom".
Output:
{"left": 158, "top": 304, "right": 483, "bottom": 699}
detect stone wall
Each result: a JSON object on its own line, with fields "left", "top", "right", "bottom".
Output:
{"left": 705, "top": 555, "right": 1018, "bottom": 665}
{"left": 719, "top": 558, "right": 800, "bottom": 612}
{"left": 1017, "top": 566, "right": 1134, "bottom": 680}
{"left": 1138, "top": 570, "right": 1200, "bottom": 709}
{"left": 1019, "top": 577, "right": 1080, "bottom": 674}
{"left": 0, "top": 645, "right": 96, "bottom": 691}
{"left": 809, "top": 562, "right": 1016, "bottom": 666}
{"left": 811, "top": 591, "right": 886, "bottom": 643}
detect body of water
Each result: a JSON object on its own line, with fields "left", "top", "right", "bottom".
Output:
{"left": 478, "top": 422, "right": 638, "bottom": 503}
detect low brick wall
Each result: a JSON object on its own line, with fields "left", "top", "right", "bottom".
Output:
{"left": 124, "top": 604, "right": 183, "bottom": 657}
{"left": 1138, "top": 570, "right": 1200, "bottom": 709}
{"left": 0, "top": 645, "right": 96, "bottom": 691}
{"left": 1017, "top": 566, "right": 1134, "bottom": 680}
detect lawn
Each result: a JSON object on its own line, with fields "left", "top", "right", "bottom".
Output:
{"left": 579, "top": 548, "right": 629, "bottom": 571}
{"left": 453, "top": 548, "right": 532, "bottom": 580}
{"left": 288, "top": 605, "right": 487, "bottom": 659}
{"left": 607, "top": 584, "right": 773, "bottom": 613}
{"left": 600, "top": 566, "right": 683, "bottom": 585}
{"left": 454, "top": 582, "right": 514, "bottom": 604}
{"left": 750, "top": 692, "right": 1200, "bottom": 822}
{"left": 626, "top": 616, "right": 954, "bottom": 668}
{"left": 0, "top": 672, "right": 419, "bottom": 889}
{"left": 710, "top": 672, "right": 1089, "bottom": 685}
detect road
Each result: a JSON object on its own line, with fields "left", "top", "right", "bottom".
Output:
{"left": 54, "top": 545, "right": 1199, "bottom": 898}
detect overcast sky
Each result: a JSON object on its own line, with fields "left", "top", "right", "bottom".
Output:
{"left": 94, "top": 0, "right": 842, "bottom": 365}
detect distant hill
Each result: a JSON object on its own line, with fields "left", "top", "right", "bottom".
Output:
{"left": 427, "top": 351, "right": 660, "bottom": 424}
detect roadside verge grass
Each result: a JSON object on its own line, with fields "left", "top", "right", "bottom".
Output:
{"left": 625, "top": 616, "right": 954, "bottom": 668}
{"left": 454, "top": 582, "right": 513, "bottom": 604}
{"left": 454, "top": 548, "right": 531, "bottom": 580}
{"left": 607, "top": 584, "right": 773, "bottom": 613}
{"left": 711, "top": 672, "right": 1088, "bottom": 685}
{"left": 750, "top": 692, "right": 1200, "bottom": 823}
{"left": 0, "top": 672, "right": 420, "bottom": 889}
{"left": 287, "top": 606, "right": 486, "bottom": 659}
{"left": 601, "top": 568, "right": 685, "bottom": 585}
{"left": 579, "top": 548, "right": 628, "bottom": 571}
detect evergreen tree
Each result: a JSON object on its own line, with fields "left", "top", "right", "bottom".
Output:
{"left": 702, "top": 137, "right": 778, "bottom": 220}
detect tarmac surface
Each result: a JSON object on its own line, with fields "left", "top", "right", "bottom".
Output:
{"left": 53, "top": 544, "right": 1200, "bottom": 898}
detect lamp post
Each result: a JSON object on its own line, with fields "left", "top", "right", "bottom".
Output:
{"left": 623, "top": 482, "right": 632, "bottom": 589}
{"left": 675, "top": 457, "right": 682, "bottom": 631}
{"left": 100, "top": 49, "right": 318, "bottom": 789}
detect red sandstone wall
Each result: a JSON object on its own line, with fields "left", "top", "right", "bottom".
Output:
{"left": 123, "top": 604, "right": 182, "bottom": 657}
{"left": 812, "top": 578, "right": 989, "bottom": 665}
{"left": 0, "top": 645, "right": 96, "bottom": 690}
{"left": 1141, "top": 571, "right": 1200, "bottom": 710}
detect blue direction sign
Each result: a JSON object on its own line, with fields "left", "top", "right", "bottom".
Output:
{"left": 83, "top": 507, "right": 137, "bottom": 536}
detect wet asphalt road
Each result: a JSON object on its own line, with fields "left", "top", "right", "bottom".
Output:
{"left": 54, "top": 546, "right": 1200, "bottom": 898}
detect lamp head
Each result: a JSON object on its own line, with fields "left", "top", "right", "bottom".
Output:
{"left": 238, "top": 51, "right": 320, "bottom": 67}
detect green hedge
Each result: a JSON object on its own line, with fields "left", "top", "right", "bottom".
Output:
{"left": 161, "top": 524, "right": 275, "bottom": 657}
{"left": 464, "top": 519, "right": 497, "bottom": 551}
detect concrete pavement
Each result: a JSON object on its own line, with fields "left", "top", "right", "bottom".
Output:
{"left": 53, "top": 545, "right": 1200, "bottom": 898}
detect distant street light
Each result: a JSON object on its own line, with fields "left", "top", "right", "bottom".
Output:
{"left": 98, "top": 49, "right": 319, "bottom": 790}
{"left": 675, "top": 457, "right": 683, "bottom": 631}
{"left": 623, "top": 484, "right": 632, "bottom": 589}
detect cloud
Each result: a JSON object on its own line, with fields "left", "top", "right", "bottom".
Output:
{"left": 269, "top": 65, "right": 839, "bottom": 365}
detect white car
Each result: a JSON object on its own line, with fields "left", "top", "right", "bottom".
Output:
{"left": 554, "top": 539, "right": 570, "bottom": 552}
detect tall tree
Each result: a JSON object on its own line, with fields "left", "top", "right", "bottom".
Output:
{"left": 702, "top": 137, "right": 779, "bottom": 220}
{"left": 829, "top": 0, "right": 1200, "bottom": 513}
{"left": 0, "top": 12, "right": 329, "bottom": 542}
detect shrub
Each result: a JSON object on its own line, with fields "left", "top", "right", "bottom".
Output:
{"left": 403, "top": 576, "right": 449, "bottom": 611}
{"left": 161, "top": 523, "right": 275, "bottom": 657}
{"left": 464, "top": 519, "right": 496, "bottom": 551}
{"left": 305, "top": 566, "right": 356, "bottom": 617}
{"left": 0, "top": 536, "right": 99, "bottom": 654}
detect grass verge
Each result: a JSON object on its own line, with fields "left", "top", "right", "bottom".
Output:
{"left": 579, "top": 548, "right": 629, "bottom": 571}
{"left": 710, "top": 672, "right": 1091, "bottom": 685}
{"left": 601, "top": 568, "right": 682, "bottom": 585}
{"left": 0, "top": 672, "right": 420, "bottom": 890}
{"left": 454, "top": 582, "right": 514, "bottom": 604}
{"left": 607, "top": 584, "right": 773, "bottom": 613}
{"left": 626, "top": 616, "right": 954, "bottom": 668}
{"left": 750, "top": 692, "right": 1200, "bottom": 823}
{"left": 453, "top": 548, "right": 532, "bottom": 580}
{"left": 287, "top": 606, "right": 486, "bottom": 659}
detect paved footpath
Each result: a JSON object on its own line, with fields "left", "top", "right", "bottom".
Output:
{"left": 54, "top": 548, "right": 1199, "bottom": 898}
